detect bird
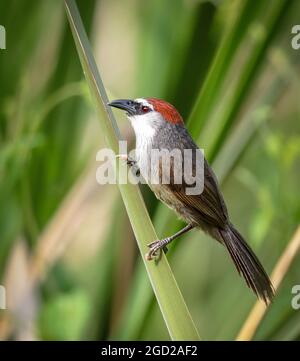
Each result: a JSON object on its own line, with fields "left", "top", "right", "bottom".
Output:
{"left": 108, "top": 97, "right": 274, "bottom": 304}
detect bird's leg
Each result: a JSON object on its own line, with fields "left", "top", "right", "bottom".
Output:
{"left": 146, "top": 224, "right": 194, "bottom": 261}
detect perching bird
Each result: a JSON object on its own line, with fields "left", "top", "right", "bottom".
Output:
{"left": 108, "top": 97, "right": 274, "bottom": 304}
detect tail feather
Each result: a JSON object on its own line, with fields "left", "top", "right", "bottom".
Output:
{"left": 219, "top": 224, "right": 274, "bottom": 304}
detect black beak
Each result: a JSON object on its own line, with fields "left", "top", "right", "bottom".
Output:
{"left": 108, "top": 99, "right": 136, "bottom": 116}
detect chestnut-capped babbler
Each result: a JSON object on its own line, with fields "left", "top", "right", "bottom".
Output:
{"left": 109, "top": 97, "right": 274, "bottom": 304}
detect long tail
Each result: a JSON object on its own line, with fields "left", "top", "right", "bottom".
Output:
{"left": 219, "top": 223, "right": 274, "bottom": 304}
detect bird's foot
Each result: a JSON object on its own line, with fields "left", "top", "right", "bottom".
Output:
{"left": 145, "top": 240, "right": 168, "bottom": 261}
{"left": 115, "top": 154, "right": 136, "bottom": 167}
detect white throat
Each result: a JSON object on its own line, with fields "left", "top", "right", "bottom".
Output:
{"left": 129, "top": 113, "right": 156, "bottom": 141}
{"left": 127, "top": 111, "right": 163, "bottom": 168}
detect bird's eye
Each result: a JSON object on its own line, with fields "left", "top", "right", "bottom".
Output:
{"left": 142, "top": 106, "right": 150, "bottom": 113}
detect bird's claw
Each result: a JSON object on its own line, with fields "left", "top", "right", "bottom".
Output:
{"left": 115, "top": 154, "right": 136, "bottom": 167}
{"left": 145, "top": 240, "right": 168, "bottom": 261}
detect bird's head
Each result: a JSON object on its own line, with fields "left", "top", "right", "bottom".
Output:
{"left": 108, "top": 98, "right": 184, "bottom": 137}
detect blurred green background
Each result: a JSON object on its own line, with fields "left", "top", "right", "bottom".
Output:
{"left": 0, "top": 0, "right": 300, "bottom": 340}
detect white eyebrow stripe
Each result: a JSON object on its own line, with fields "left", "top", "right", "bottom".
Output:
{"left": 134, "top": 98, "right": 154, "bottom": 111}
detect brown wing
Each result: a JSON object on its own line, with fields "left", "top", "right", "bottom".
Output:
{"left": 168, "top": 158, "right": 229, "bottom": 229}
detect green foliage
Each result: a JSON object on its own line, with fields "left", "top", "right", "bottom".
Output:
{"left": 38, "top": 289, "right": 91, "bottom": 340}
